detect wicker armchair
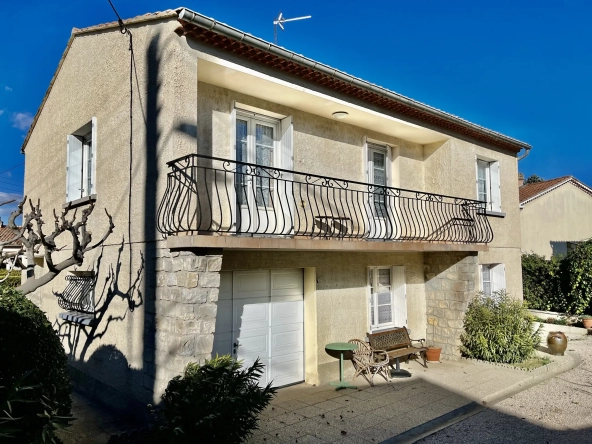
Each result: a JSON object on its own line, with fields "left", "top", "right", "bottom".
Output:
{"left": 348, "top": 339, "right": 390, "bottom": 386}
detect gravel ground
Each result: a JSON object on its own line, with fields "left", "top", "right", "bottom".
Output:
{"left": 419, "top": 335, "right": 592, "bottom": 444}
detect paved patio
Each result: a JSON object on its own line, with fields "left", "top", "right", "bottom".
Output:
{"left": 248, "top": 352, "right": 573, "bottom": 443}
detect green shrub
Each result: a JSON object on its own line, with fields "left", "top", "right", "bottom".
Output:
{"left": 0, "top": 287, "right": 72, "bottom": 442}
{"left": 155, "top": 355, "right": 276, "bottom": 443}
{"left": 558, "top": 239, "right": 592, "bottom": 315}
{"left": 0, "top": 270, "right": 21, "bottom": 289}
{"left": 460, "top": 291, "right": 541, "bottom": 364}
{"left": 521, "top": 252, "right": 563, "bottom": 311}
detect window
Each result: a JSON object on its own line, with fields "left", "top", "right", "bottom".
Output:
{"left": 67, "top": 118, "right": 96, "bottom": 202}
{"left": 235, "top": 112, "right": 279, "bottom": 208}
{"left": 367, "top": 143, "right": 389, "bottom": 217}
{"left": 476, "top": 158, "right": 501, "bottom": 213}
{"left": 480, "top": 264, "right": 506, "bottom": 296}
{"left": 368, "top": 266, "right": 406, "bottom": 332}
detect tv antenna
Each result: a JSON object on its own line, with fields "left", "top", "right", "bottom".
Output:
{"left": 273, "top": 11, "right": 311, "bottom": 45}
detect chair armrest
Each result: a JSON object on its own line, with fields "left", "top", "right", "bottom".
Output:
{"left": 373, "top": 350, "right": 390, "bottom": 365}
{"left": 410, "top": 338, "right": 426, "bottom": 347}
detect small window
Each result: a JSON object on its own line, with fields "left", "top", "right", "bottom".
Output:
{"left": 368, "top": 266, "right": 406, "bottom": 332}
{"left": 480, "top": 264, "right": 506, "bottom": 296}
{"left": 476, "top": 158, "right": 501, "bottom": 212}
{"left": 67, "top": 118, "right": 96, "bottom": 202}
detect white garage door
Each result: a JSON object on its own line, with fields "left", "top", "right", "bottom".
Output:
{"left": 213, "top": 269, "right": 304, "bottom": 388}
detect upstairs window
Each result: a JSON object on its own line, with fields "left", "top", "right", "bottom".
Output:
{"left": 476, "top": 158, "right": 501, "bottom": 213}
{"left": 67, "top": 118, "right": 96, "bottom": 202}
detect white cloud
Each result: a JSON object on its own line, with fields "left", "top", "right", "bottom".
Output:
{"left": 4, "top": 86, "right": 12, "bottom": 92}
{"left": 11, "top": 112, "right": 33, "bottom": 131}
{"left": 0, "top": 109, "right": 4, "bottom": 116}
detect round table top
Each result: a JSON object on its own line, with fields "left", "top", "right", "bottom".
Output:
{"left": 325, "top": 342, "right": 358, "bottom": 351}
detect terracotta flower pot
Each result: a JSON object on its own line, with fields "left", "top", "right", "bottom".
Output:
{"left": 425, "top": 347, "right": 442, "bottom": 362}
{"left": 547, "top": 331, "right": 568, "bottom": 356}
{"left": 582, "top": 318, "right": 592, "bottom": 329}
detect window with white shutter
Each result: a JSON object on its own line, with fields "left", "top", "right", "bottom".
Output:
{"left": 66, "top": 118, "right": 97, "bottom": 202}
{"left": 475, "top": 157, "right": 501, "bottom": 212}
{"left": 368, "top": 266, "right": 407, "bottom": 332}
{"left": 480, "top": 264, "right": 506, "bottom": 296}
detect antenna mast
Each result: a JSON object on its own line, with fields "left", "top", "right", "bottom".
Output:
{"left": 273, "top": 11, "right": 312, "bottom": 45}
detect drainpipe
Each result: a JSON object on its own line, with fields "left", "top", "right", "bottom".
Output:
{"left": 517, "top": 146, "right": 531, "bottom": 161}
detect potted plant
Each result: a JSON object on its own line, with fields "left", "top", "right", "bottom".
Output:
{"left": 581, "top": 315, "right": 592, "bottom": 329}
{"left": 425, "top": 346, "right": 442, "bottom": 362}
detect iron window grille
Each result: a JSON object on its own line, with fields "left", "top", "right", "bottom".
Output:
{"left": 57, "top": 275, "right": 96, "bottom": 314}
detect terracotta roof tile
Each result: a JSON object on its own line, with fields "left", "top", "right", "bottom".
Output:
{"left": 519, "top": 176, "right": 573, "bottom": 203}
{"left": 0, "top": 227, "right": 22, "bottom": 247}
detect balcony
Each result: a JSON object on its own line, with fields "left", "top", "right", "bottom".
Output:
{"left": 157, "top": 155, "right": 493, "bottom": 251}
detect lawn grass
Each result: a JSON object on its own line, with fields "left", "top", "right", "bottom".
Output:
{"left": 511, "top": 356, "right": 552, "bottom": 370}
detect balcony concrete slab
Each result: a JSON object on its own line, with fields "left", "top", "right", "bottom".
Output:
{"left": 167, "top": 234, "right": 488, "bottom": 253}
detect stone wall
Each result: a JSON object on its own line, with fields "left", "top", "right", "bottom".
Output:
{"left": 424, "top": 252, "right": 478, "bottom": 359}
{"left": 150, "top": 250, "right": 222, "bottom": 397}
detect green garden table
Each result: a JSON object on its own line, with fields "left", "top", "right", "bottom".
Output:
{"left": 325, "top": 342, "right": 358, "bottom": 390}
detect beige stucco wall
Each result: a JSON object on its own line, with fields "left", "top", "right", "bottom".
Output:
{"left": 521, "top": 183, "right": 592, "bottom": 258}
{"left": 23, "top": 18, "right": 198, "bottom": 405}
{"left": 424, "top": 139, "right": 523, "bottom": 298}
{"left": 221, "top": 250, "right": 426, "bottom": 384}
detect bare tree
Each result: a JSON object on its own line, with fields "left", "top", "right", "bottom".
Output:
{"left": 0, "top": 197, "right": 114, "bottom": 295}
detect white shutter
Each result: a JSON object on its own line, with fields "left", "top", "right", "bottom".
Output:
{"left": 280, "top": 116, "right": 294, "bottom": 233}
{"left": 230, "top": 106, "right": 237, "bottom": 230}
{"left": 90, "top": 117, "right": 97, "bottom": 195}
{"left": 475, "top": 157, "right": 479, "bottom": 202}
{"left": 391, "top": 266, "right": 407, "bottom": 327}
{"left": 492, "top": 264, "right": 506, "bottom": 293}
{"left": 479, "top": 265, "right": 484, "bottom": 292}
{"left": 490, "top": 161, "right": 501, "bottom": 212}
{"left": 67, "top": 135, "right": 83, "bottom": 201}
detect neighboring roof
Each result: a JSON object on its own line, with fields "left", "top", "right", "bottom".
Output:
{"left": 0, "top": 227, "right": 22, "bottom": 248}
{"left": 22, "top": 7, "right": 532, "bottom": 155}
{"left": 520, "top": 176, "right": 592, "bottom": 205}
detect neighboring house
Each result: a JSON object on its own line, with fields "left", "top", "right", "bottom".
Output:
{"left": 520, "top": 176, "right": 592, "bottom": 258}
{"left": 0, "top": 225, "right": 22, "bottom": 267}
{"left": 22, "top": 8, "right": 529, "bottom": 412}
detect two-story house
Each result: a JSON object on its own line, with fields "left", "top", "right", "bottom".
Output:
{"left": 21, "top": 8, "right": 530, "bottom": 412}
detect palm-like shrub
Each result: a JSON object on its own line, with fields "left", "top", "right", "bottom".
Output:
{"left": 0, "top": 286, "right": 72, "bottom": 442}
{"left": 157, "top": 355, "right": 276, "bottom": 443}
{"left": 460, "top": 291, "right": 540, "bottom": 363}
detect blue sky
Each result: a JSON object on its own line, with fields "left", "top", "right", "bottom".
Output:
{"left": 1, "top": 0, "right": 590, "bottom": 219}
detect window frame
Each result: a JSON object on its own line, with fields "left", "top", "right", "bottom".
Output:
{"left": 480, "top": 263, "right": 506, "bottom": 296}
{"left": 368, "top": 266, "right": 396, "bottom": 332}
{"left": 475, "top": 156, "right": 501, "bottom": 214}
{"left": 66, "top": 117, "right": 97, "bottom": 204}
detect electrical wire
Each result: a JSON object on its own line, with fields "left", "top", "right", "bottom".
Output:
{"left": 0, "top": 163, "right": 24, "bottom": 176}
{"left": 107, "top": 0, "right": 134, "bottom": 300}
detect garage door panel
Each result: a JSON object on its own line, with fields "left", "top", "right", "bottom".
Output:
{"left": 270, "top": 352, "right": 304, "bottom": 387}
{"left": 219, "top": 271, "right": 233, "bottom": 300}
{"left": 271, "top": 269, "right": 303, "bottom": 296}
{"left": 237, "top": 329, "right": 269, "bottom": 356}
{"left": 271, "top": 324, "right": 304, "bottom": 357}
{"left": 212, "top": 331, "right": 233, "bottom": 357}
{"left": 233, "top": 270, "right": 270, "bottom": 299}
{"left": 215, "top": 299, "right": 233, "bottom": 334}
{"left": 233, "top": 300, "right": 269, "bottom": 331}
{"left": 271, "top": 300, "right": 303, "bottom": 326}
{"left": 240, "top": 357, "right": 271, "bottom": 388}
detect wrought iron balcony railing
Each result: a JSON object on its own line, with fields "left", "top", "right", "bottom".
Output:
{"left": 157, "top": 154, "right": 493, "bottom": 244}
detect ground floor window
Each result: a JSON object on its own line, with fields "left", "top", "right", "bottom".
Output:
{"left": 368, "top": 266, "right": 406, "bottom": 332}
{"left": 480, "top": 264, "right": 506, "bottom": 296}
